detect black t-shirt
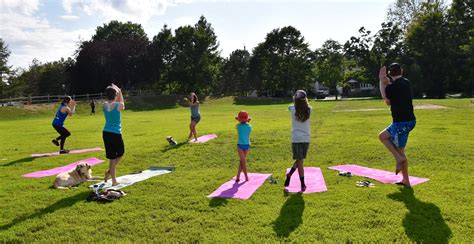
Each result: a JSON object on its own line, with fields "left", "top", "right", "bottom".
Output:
{"left": 385, "top": 77, "right": 416, "bottom": 122}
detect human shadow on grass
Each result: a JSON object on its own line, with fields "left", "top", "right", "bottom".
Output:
{"left": 233, "top": 97, "right": 292, "bottom": 106}
{"left": 1, "top": 157, "right": 35, "bottom": 167}
{"left": 161, "top": 141, "right": 188, "bottom": 153}
{"left": 0, "top": 191, "right": 89, "bottom": 231}
{"left": 209, "top": 197, "right": 228, "bottom": 208}
{"left": 273, "top": 193, "right": 305, "bottom": 238}
{"left": 387, "top": 187, "right": 452, "bottom": 243}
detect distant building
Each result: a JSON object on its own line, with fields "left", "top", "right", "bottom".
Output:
{"left": 347, "top": 79, "right": 375, "bottom": 95}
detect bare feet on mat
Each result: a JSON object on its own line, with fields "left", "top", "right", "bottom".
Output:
{"left": 396, "top": 181, "right": 411, "bottom": 187}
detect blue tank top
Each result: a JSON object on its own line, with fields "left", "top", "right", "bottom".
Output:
{"left": 237, "top": 123, "right": 252, "bottom": 145}
{"left": 103, "top": 102, "right": 122, "bottom": 134}
{"left": 52, "top": 105, "right": 68, "bottom": 127}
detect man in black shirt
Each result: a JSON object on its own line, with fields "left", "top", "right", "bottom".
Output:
{"left": 378, "top": 63, "right": 416, "bottom": 187}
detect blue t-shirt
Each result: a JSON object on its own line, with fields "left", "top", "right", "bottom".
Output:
{"left": 52, "top": 105, "right": 68, "bottom": 127}
{"left": 237, "top": 123, "right": 252, "bottom": 145}
{"left": 103, "top": 102, "right": 122, "bottom": 134}
{"left": 190, "top": 104, "right": 200, "bottom": 118}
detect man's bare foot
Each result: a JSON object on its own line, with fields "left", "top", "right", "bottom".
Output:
{"left": 245, "top": 177, "right": 249, "bottom": 181}
{"left": 112, "top": 181, "right": 119, "bottom": 186}
{"left": 396, "top": 181, "right": 411, "bottom": 187}
{"left": 301, "top": 185, "right": 307, "bottom": 192}
{"left": 235, "top": 178, "right": 240, "bottom": 182}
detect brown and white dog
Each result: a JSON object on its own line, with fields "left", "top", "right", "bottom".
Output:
{"left": 53, "top": 162, "right": 101, "bottom": 189}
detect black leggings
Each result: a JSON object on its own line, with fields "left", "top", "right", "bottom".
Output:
{"left": 53, "top": 125, "right": 71, "bottom": 150}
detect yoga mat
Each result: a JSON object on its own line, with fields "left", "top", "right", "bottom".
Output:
{"left": 31, "top": 147, "right": 103, "bottom": 157}
{"left": 328, "top": 164, "right": 429, "bottom": 186}
{"left": 208, "top": 173, "right": 271, "bottom": 199}
{"left": 189, "top": 134, "right": 218, "bottom": 143}
{"left": 23, "top": 157, "right": 104, "bottom": 178}
{"left": 285, "top": 167, "right": 327, "bottom": 193}
{"left": 89, "top": 166, "right": 175, "bottom": 190}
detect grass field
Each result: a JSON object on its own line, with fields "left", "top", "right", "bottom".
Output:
{"left": 0, "top": 97, "right": 473, "bottom": 242}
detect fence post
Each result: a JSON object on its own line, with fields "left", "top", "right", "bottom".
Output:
{"left": 47, "top": 94, "right": 50, "bottom": 103}
{"left": 100, "top": 92, "right": 103, "bottom": 100}
{"left": 87, "top": 93, "right": 89, "bottom": 101}
{"left": 29, "top": 95, "right": 32, "bottom": 105}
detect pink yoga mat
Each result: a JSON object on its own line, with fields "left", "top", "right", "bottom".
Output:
{"left": 189, "top": 134, "right": 218, "bottom": 143}
{"left": 328, "top": 164, "right": 429, "bottom": 186}
{"left": 285, "top": 167, "right": 327, "bottom": 193}
{"left": 23, "top": 157, "right": 104, "bottom": 178}
{"left": 208, "top": 173, "right": 271, "bottom": 199}
{"left": 31, "top": 147, "right": 103, "bottom": 157}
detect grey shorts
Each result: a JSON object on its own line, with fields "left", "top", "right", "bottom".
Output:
{"left": 292, "top": 143, "right": 309, "bottom": 160}
{"left": 191, "top": 116, "right": 201, "bottom": 124}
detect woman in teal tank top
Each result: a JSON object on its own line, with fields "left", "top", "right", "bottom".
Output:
{"left": 102, "top": 83, "right": 125, "bottom": 187}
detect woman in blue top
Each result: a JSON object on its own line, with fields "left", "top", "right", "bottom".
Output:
{"left": 235, "top": 111, "right": 252, "bottom": 182}
{"left": 51, "top": 96, "right": 76, "bottom": 154}
{"left": 185, "top": 93, "right": 200, "bottom": 142}
{"left": 103, "top": 83, "right": 125, "bottom": 186}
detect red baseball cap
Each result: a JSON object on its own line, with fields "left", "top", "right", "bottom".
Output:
{"left": 235, "top": 111, "right": 251, "bottom": 122}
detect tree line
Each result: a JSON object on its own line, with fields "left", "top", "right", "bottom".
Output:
{"left": 0, "top": 0, "right": 472, "bottom": 99}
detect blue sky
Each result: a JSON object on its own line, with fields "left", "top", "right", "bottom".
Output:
{"left": 1, "top": 0, "right": 396, "bottom": 69}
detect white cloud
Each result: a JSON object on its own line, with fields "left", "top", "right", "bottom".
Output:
{"left": 0, "top": 0, "right": 40, "bottom": 15}
{"left": 60, "top": 0, "right": 194, "bottom": 23}
{"left": 60, "top": 15, "right": 80, "bottom": 20}
{"left": 1, "top": 0, "right": 94, "bottom": 69}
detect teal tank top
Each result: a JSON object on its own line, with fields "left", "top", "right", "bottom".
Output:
{"left": 103, "top": 103, "right": 122, "bottom": 134}
{"left": 237, "top": 123, "right": 252, "bottom": 145}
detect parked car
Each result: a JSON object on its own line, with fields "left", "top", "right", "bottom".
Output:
{"left": 315, "top": 90, "right": 329, "bottom": 99}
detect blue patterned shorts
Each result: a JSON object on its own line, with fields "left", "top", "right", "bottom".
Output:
{"left": 386, "top": 120, "right": 416, "bottom": 148}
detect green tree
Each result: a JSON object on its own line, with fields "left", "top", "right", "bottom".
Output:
{"left": 406, "top": 2, "right": 451, "bottom": 98}
{"left": 147, "top": 25, "right": 174, "bottom": 92}
{"left": 315, "top": 40, "right": 345, "bottom": 100}
{"left": 447, "top": 0, "right": 474, "bottom": 95}
{"left": 167, "top": 16, "right": 222, "bottom": 94}
{"left": 0, "top": 38, "right": 11, "bottom": 97}
{"left": 220, "top": 48, "right": 251, "bottom": 95}
{"left": 72, "top": 20, "right": 149, "bottom": 93}
{"left": 249, "top": 26, "right": 314, "bottom": 96}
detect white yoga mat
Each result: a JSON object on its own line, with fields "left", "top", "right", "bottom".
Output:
{"left": 90, "top": 166, "right": 175, "bottom": 190}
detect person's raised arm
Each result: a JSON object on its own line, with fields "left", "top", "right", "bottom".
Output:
{"left": 112, "top": 83, "right": 125, "bottom": 111}
{"left": 65, "top": 100, "right": 76, "bottom": 116}
{"left": 379, "top": 66, "right": 390, "bottom": 100}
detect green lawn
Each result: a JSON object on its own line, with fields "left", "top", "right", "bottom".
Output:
{"left": 0, "top": 97, "right": 473, "bottom": 242}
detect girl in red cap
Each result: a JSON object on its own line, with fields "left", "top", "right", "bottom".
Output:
{"left": 284, "top": 90, "right": 312, "bottom": 192}
{"left": 235, "top": 111, "right": 252, "bottom": 182}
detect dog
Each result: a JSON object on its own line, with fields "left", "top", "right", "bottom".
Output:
{"left": 53, "top": 162, "right": 101, "bottom": 189}
{"left": 166, "top": 136, "right": 177, "bottom": 146}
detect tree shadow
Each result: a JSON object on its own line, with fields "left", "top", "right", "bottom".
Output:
{"left": 160, "top": 141, "right": 188, "bottom": 153}
{"left": 208, "top": 197, "right": 228, "bottom": 208}
{"left": 0, "top": 191, "right": 89, "bottom": 231}
{"left": 387, "top": 187, "right": 452, "bottom": 243}
{"left": 1, "top": 157, "right": 35, "bottom": 167}
{"left": 233, "top": 97, "right": 291, "bottom": 106}
{"left": 272, "top": 193, "right": 305, "bottom": 238}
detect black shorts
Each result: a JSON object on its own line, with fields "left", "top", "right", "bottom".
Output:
{"left": 53, "top": 125, "right": 71, "bottom": 138}
{"left": 292, "top": 143, "right": 309, "bottom": 160}
{"left": 191, "top": 116, "right": 201, "bottom": 124}
{"left": 103, "top": 131, "right": 125, "bottom": 159}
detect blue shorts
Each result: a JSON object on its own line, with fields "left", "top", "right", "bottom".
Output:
{"left": 386, "top": 120, "right": 416, "bottom": 148}
{"left": 237, "top": 144, "right": 250, "bottom": 151}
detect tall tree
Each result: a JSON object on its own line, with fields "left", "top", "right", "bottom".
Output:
{"left": 0, "top": 38, "right": 11, "bottom": 97}
{"left": 167, "top": 16, "right": 222, "bottom": 94}
{"left": 447, "top": 0, "right": 474, "bottom": 95}
{"left": 249, "top": 26, "right": 314, "bottom": 96}
{"left": 147, "top": 25, "right": 174, "bottom": 92}
{"left": 315, "top": 40, "right": 345, "bottom": 100}
{"left": 220, "top": 48, "right": 251, "bottom": 95}
{"left": 72, "top": 21, "right": 149, "bottom": 93}
{"left": 406, "top": 2, "right": 451, "bottom": 98}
